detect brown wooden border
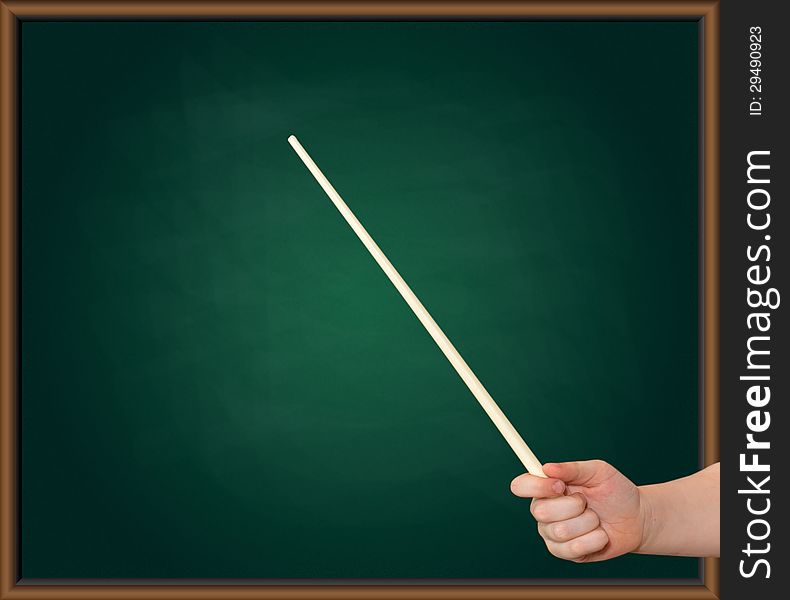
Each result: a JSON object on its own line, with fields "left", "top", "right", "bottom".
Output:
{"left": 0, "top": 1, "right": 720, "bottom": 598}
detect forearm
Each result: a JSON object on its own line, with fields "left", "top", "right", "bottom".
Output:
{"left": 636, "top": 463, "right": 720, "bottom": 557}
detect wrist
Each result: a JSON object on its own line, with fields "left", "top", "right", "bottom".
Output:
{"left": 635, "top": 485, "right": 661, "bottom": 554}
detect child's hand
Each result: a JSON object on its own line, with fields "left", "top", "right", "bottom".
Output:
{"left": 510, "top": 461, "right": 647, "bottom": 563}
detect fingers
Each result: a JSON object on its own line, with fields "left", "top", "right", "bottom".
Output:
{"left": 510, "top": 473, "right": 566, "bottom": 498}
{"left": 530, "top": 492, "right": 586, "bottom": 522}
{"left": 538, "top": 508, "right": 600, "bottom": 543}
{"left": 543, "top": 460, "right": 614, "bottom": 486}
{"left": 543, "top": 527, "right": 610, "bottom": 562}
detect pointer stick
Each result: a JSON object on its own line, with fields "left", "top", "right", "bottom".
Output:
{"left": 288, "top": 135, "right": 546, "bottom": 478}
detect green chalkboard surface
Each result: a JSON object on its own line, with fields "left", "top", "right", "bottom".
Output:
{"left": 21, "top": 21, "right": 699, "bottom": 580}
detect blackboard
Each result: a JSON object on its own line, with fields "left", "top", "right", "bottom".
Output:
{"left": 20, "top": 20, "right": 699, "bottom": 580}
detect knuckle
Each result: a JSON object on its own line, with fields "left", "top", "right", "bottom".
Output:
{"left": 552, "top": 523, "right": 569, "bottom": 541}
{"left": 572, "top": 555, "right": 590, "bottom": 564}
{"left": 570, "top": 540, "right": 586, "bottom": 556}
{"left": 591, "top": 459, "right": 614, "bottom": 477}
{"left": 547, "top": 544, "right": 563, "bottom": 559}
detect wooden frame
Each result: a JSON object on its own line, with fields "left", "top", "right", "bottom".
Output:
{"left": 0, "top": 1, "right": 719, "bottom": 598}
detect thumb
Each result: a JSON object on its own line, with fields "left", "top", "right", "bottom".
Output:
{"left": 543, "top": 460, "right": 614, "bottom": 486}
